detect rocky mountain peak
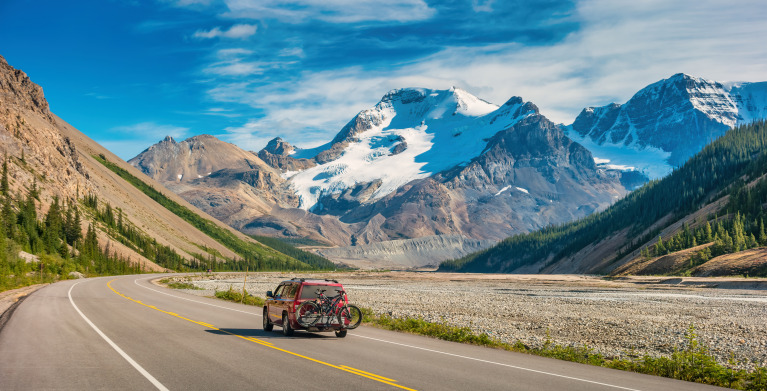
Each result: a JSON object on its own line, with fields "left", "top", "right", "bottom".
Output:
{"left": 263, "top": 137, "right": 295, "bottom": 156}
{"left": 0, "top": 55, "right": 52, "bottom": 122}
{"left": 129, "top": 133, "right": 277, "bottom": 184}
{"left": 568, "top": 73, "right": 767, "bottom": 174}
{"left": 189, "top": 134, "right": 216, "bottom": 141}
{"left": 503, "top": 96, "right": 524, "bottom": 107}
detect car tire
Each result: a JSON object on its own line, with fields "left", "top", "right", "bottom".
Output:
{"left": 335, "top": 329, "right": 347, "bottom": 338}
{"left": 282, "top": 312, "right": 294, "bottom": 336}
{"left": 263, "top": 308, "right": 273, "bottom": 331}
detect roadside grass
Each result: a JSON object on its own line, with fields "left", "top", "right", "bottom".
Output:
{"left": 214, "top": 285, "right": 265, "bottom": 307}
{"left": 361, "top": 309, "right": 767, "bottom": 390}
{"left": 159, "top": 278, "right": 203, "bottom": 290}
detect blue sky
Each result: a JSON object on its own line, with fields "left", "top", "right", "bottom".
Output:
{"left": 1, "top": 0, "right": 766, "bottom": 160}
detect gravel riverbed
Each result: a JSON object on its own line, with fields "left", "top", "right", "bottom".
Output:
{"left": 165, "top": 272, "right": 767, "bottom": 370}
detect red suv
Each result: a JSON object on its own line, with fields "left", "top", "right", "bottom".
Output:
{"left": 263, "top": 278, "right": 362, "bottom": 338}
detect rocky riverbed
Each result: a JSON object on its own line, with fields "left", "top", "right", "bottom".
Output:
{"left": 164, "top": 272, "right": 767, "bottom": 370}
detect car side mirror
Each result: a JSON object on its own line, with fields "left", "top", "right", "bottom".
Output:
{"left": 266, "top": 290, "right": 274, "bottom": 298}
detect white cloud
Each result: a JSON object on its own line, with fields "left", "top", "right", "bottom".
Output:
{"left": 221, "top": 117, "right": 330, "bottom": 151}
{"left": 216, "top": 48, "right": 254, "bottom": 58}
{"left": 193, "top": 23, "right": 257, "bottom": 39}
{"left": 471, "top": 0, "right": 495, "bottom": 13}
{"left": 110, "top": 122, "right": 189, "bottom": 139}
{"left": 221, "top": 0, "right": 435, "bottom": 23}
{"left": 206, "top": 61, "right": 264, "bottom": 76}
{"left": 203, "top": 107, "right": 242, "bottom": 118}
{"left": 104, "top": 122, "right": 191, "bottom": 160}
{"left": 206, "top": 0, "right": 767, "bottom": 147}
{"left": 278, "top": 47, "right": 305, "bottom": 58}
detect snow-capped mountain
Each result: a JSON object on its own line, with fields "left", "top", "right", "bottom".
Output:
{"left": 254, "top": 87, "right": 629, "bottom": 241}
{"left": 132, "top": 87, "right": 631, "bottom": 267}
{"left": 271, "top": 87, "right": 540, "bottom": 211}
{"left": 568, "top": 73, "right": 767, "bottom": 178}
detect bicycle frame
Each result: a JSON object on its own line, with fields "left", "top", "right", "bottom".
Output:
{"left": 313, "top": 289, "right": 347, "bottom": 326}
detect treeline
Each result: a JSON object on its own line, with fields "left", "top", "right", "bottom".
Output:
{"left": 641, "top": 171, "right": 767, "bottom": 267}
{"left": 82, "top": 193, "right": 188, "bottom": 271}
{"left": 251, "top": 235, "right": 337, "bottom": 270}
{"left": 85, "top": 192, "right": 333, "bottom": 272}
{"left": 0, "top": 160, "right": 141, "bottom": 292}
{"left": 644, "top": 215, "right": 763, "bottom": 260}
{"left": 92, "top": 154, "right": 328, "bottom": 271}
{"left": 440, "top": 120, "right": 767, "bottom": 273}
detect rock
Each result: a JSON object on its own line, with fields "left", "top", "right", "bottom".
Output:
{"left": 68, "top": 271, "right": 85, "bottom": 279}
{"left": 18, "top": 251, "right": 39, "bottom": 264}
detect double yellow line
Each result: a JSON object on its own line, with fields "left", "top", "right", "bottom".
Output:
{"left": 107, "top": 280, "right": 416, "bottom": 390}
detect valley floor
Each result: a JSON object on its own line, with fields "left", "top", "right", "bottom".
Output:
{"left": 171, "top": 272, "right": 767, "bottom": 370}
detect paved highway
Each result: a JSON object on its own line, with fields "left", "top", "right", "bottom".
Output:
{"left": 0, "top": 275, "right": 726, "bottom": 390}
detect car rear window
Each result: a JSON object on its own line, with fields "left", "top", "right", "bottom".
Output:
{"left": 299, "top": 284, "right": 343, "bottom": 299}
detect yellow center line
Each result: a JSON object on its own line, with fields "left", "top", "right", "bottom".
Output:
{"left": 107, "top": 279, "right": 416, "bottom": 391}
{"left": 339, "top": 365, "right": 398, "bottom": 382}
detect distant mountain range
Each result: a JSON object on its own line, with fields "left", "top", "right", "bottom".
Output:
{"left": 130, "top": 74, "right": 767, "bottom": 269}
{"left": 131, "top": 88, "right": 639, "bottom": 267}
{"left": 567, "top": 73, "right": 767, "bottom": 178}
{"left": 440, "top": 119, "right": 767, "bottom": 277}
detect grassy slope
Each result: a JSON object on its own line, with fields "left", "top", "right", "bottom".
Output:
{"left": 93, "top": 154, "right": 327, "bottom": 270}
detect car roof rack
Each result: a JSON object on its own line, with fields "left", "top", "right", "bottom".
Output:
{"left": 287, "top": 277, "right": 338, "bottom": 283}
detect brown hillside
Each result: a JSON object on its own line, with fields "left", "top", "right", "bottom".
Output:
{"left": 611, "top": 243, "right": 714, "bottom": 276}
{"left": 0, "top": 55, "right": 269, "bottom": 269}
{"left": 693, "top": 248, "right": 767, "bottom": 277}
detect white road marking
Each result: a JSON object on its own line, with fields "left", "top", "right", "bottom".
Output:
{"left": 68, "top": 282, "right": 169, "bottom": 391}
{"left": 131, "top": 276, "right": 642, "bottom": 391}
{"left": 351, "top": 334, "right": 643, "bottom": 391}
{"left": 133, "top": 276, "right": 260, "bottom": 316}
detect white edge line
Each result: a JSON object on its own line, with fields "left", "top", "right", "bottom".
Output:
{"left": 68, "top": 281, "right": 170, "bottom": 391}
{"left": 134, "top": 276, "right": 260, "bottom": 316}
{"left": 351, "top": 334, "right": 642, "bottom": 391}
{"left": 132, "top": 276, "right": 641, "bottom": 391}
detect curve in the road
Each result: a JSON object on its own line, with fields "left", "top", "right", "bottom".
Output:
{"left": 109, "top": 279, "right": 415, "bottom": 391}
{"left": 68, "top": 281, "right": 170, "bottom": 391}
{"left": 2, "top": 275, "right": 728, "bottom": 391}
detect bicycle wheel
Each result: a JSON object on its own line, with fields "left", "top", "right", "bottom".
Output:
{"left": 338, "top": 304, "right": 362, "bottom": 330}
{"left": 296, "top": 301, "right": 321, "bottom": 328}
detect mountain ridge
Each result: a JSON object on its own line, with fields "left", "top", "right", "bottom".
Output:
{"left": 567, "top": 73, "right": 767, "bottom": 178}
{"left": 131, "top": 87, "right": 631, "bottom": 267}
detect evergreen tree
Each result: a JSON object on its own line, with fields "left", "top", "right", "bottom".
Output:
{"left": 1, "top": 192, "right": 14, "bottom": 239}
{"left": 43, "top": 196, "right": 63, "bottom": 254}
{"left": 1, "top": 158, "right": 8, "bottom": 196}
{"left": 704, "top": 221, "right": 713, "bottom": 243}
{"left": 655, "top": 236, "right": 666, "bottom": 256}
{"left": 748, "top": 233, "right": 758, "bottom": 249}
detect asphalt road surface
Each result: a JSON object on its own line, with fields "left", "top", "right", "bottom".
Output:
{"left": 0, "top": 275, "right": 727, "bottom": 390}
